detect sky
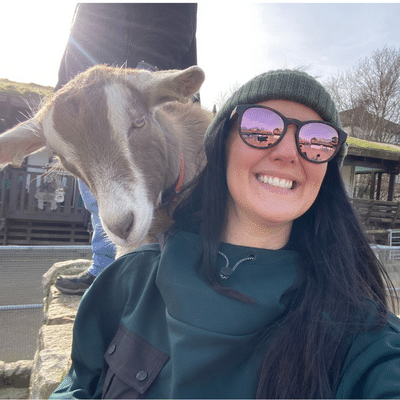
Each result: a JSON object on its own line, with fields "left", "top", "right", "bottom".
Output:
{"left": 1, "top": 2, "right": 400, "bottom": 112}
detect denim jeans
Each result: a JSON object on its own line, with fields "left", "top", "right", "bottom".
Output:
{"left": 78, "top": 180, "right": 116, "bottom": 276}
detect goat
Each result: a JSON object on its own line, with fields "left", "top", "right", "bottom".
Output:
{"left": 0, "top": 65, "right": 212, "bottom": 256}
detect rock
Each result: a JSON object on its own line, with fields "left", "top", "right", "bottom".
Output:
{"left": 0, "top": 359, "right": 32, "bottom": 400}
{"left": 29, "top": 314, "right": 76, "bottom": 399}
{"left": 29, "top": 259, "right": 90, "bottom": 399}
{"left": 42, "top": 259, "right": 90, "bottom": 300}
{"left": 1, "top": 360, "right": 33, "bottom": 388}
{"left": 0, "top": 361, "right": 4, "bottom": 386}
{"left": 44, "top": 286, "right": 81, "bottom": 326}
{"left": 0, "top": 260, "right": 91, "bottom": 398}
{"left": 0, "top": 387, "right": 30, "bottom": 399}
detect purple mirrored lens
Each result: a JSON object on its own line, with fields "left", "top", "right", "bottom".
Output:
{"left": 298, "top": 123, "right": 339, "bottom": 162}
{"left": 240, "top": 108, "right": 284, "bottom": 147}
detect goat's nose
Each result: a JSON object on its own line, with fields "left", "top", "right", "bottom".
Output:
{"left": 107, "top": 212, "right": 134, "bottom": 241}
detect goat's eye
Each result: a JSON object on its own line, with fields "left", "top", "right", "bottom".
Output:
{"left": 131, "top": 117, "right": 146, "bottom": 129}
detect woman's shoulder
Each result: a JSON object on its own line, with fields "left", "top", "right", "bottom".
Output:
{"left": 347, "top": 303, "right": 400, "bottom": 358}
{"left": 336, "top": 311, "right": 400, "bottom": 398}
{"left": 386, "top": 310, "right": 400, "bottom": 333}
{"left": 116, "top": 243, "right": 162, "bottom": 265}
{"left": 108, "top": 242, "right": 162, "bottom": 279}
{"left": 80, "top": 243, "right": 162, "bottom": 305}
{"left": 89, "top": 230, "right": 199, "bottom": 292}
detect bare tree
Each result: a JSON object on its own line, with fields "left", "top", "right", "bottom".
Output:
{"left": 325, "top": 46, "right": 400, "bottom": 143}
{"left": 213, "top": 82, "right": 242, "bottom": 113}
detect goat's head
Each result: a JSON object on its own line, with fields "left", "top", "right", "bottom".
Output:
{"left": 0, "top": 65, "right": 206, "bottom": 247}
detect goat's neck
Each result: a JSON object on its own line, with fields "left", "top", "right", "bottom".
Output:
{"left": 160, "top": 153, "right": 185, "bottom": 206}
{"left": 156, "top": 111, "right": 186, "bottom": 192}
{"left": 163, "top": 133, "right": 184, "bottom": 192}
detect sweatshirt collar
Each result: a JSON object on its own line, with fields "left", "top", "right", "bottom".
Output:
{"left": 156, "top": 231, "right": 304, "bottom": 336}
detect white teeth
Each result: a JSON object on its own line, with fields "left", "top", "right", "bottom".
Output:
{"left": 257, "top": 175, "right": 293, "bottom": 189}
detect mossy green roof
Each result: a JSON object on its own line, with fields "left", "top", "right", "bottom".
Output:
{"left": 347, "top": 136, "right": 400, "bottom": 161}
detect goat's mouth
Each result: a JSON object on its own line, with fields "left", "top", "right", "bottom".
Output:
{"left": 103, "top": 216, "right": 152, "bottom": 246}
{"left": 100, "top": 201, "right": 154, "bottom": 247}
{"left": 256, "top": 174, "right": 297, "bottom": 190}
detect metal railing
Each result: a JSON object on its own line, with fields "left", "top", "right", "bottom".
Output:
{"left": 389, "top": 230, "right": 400, "bottom": 260}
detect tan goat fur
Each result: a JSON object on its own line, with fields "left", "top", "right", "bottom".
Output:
{"left": 0, "top": 65, "right": 212, "bottom": 257}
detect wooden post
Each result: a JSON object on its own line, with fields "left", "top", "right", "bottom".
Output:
{"left": 376, "top": 172, "right": 382, "bottom": 200}
{"left": 369, "top": 172, "right": 376, "bottom": 200}
{"left": 388, "top": 173, "right": 396, "bottom": 201}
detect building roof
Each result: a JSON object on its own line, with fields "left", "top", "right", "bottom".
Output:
{"left": 347, "top": 136, "right": 400, "bottom": 161}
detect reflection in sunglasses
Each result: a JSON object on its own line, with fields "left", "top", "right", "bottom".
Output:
{"left": 235, "top": 105, "right": 347, "bottom": 163}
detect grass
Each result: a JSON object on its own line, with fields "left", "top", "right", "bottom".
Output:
{"left": 0, "top": 78, "right": 53, "bottom": 98}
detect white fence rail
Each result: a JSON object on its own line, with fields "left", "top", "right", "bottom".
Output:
{"left": 389, "top": 230, "right": 400, "bottom": 260}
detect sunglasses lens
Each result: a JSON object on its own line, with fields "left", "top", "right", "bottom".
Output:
{"left": 240, "top": 108, "right": 284, "bottom": 148}
{"left": 239, "top": 106, "right": 341, "bottom": 163}
{"left": 298, "top": 123, "right": 339, "bottom": 162}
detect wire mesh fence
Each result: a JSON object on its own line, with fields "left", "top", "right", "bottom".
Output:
{"left": 0, "top": 245, "right": 92, "bottom": 362}
{"left": 2, "top": 244, "right": 400, "bottom": 364}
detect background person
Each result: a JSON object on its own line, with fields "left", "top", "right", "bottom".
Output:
{"left": 51, "top": 70, "right": 400, "bottom": 399}
{"left": 54, "top": 3, "right": 198, "bottom": 294}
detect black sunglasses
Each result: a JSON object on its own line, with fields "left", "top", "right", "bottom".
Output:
{"left": 230, "top": 104, "right": 347, "bottom": 164}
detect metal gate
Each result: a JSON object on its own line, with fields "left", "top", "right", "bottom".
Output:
{"left": 388, "top": 230, "right": 400, "bottom": 260}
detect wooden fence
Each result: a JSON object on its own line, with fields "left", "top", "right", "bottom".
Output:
{"left": 0, "top": 165, "right": 90, "bottom": 245}
{"left": 1, "top": 164, "right": 400, "bottom": 245}
{"left": 350, "top": 198, "right": 400, "bottom": 230}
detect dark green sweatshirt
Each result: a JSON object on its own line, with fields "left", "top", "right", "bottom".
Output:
{"left": 51, "top": 231, "right": 400, "bottom": 398}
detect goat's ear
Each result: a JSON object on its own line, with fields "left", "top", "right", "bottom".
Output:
{"left": 132, "top": 66, "right": 205, "bottom": 108}
{"left": 0, "top": 119, "right": 46, "bottom": 168}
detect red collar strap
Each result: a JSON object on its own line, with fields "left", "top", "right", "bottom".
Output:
{"left": 161, "top": 155, "right": 185, "bottom": 205}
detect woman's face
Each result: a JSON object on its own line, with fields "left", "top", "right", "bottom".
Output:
{"left": 224, "top": 99, "right": 328, "bottom": 246}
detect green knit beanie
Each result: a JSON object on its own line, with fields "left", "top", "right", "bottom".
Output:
{"left": 206, "top": 69, "right": 348, "bottom": 165}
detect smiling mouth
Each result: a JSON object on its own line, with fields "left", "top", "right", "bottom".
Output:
{"left": 257, "top": 174, "right": 296, "bottom": 190}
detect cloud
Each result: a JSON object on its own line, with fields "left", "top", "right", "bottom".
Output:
{"left": 198, "top": 2, "right": 400, "bottom": 109}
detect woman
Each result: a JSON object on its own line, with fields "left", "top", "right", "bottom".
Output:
{"left": 51, "top": 69, "right": 400, "bottom": 399}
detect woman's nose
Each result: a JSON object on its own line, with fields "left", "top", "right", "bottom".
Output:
{"left": 268, "top": 124, "right": 299, "bottom": 164}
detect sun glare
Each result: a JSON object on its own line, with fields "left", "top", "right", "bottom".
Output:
{"left": 1, "top": 2, "right": 76, "bottom": 87}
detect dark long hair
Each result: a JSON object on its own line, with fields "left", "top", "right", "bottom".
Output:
{"left": 172, "top": 119, "right": 396, "bottom": 398}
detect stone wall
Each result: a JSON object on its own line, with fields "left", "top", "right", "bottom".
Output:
{"left": 29, "top": 259, "right": 90, "bottom": 400}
